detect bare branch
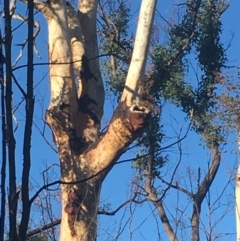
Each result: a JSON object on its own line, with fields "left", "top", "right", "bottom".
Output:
{"left": 191, "top": 144, "right": 221, "bottom": 241}
{"left": 33, "top": 121, "right": 58, "bottom": 153}
{"left": 26, "top": 219, "right": 61, "bottom": 238}
{"left": 99, "top": 194, "right": 147, "bottom": 216}
{"left": 197, "top": 146, "right": 221, "bottom": 202}
{"left": 159, "top": 177, "right": 193, "bottom": 198}
{"left": 145, "top": 151, "right": 180, "bottom": 241}
{"left": 12, "top": 14, "right": 41, "bottom": 67}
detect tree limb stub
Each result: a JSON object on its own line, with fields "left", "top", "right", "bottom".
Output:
{"left": 86, "top": 102, "right": 151, "bottom": 174}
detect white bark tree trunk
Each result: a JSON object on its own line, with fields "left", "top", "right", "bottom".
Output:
{"left": 236, "top": 131, "right": 240, "bottom": 241}
{"left": 34, "top": 0, "right": 157, "bottom": 240}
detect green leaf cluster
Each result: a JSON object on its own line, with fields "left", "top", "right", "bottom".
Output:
{"left": 99, "top": 1, "right": 133, "bottom": 97}
{"left": 133, "top": 114, "right": 167, "bottom": 178}
{"left": 151, "top": 0, "right": 227, "bottom": 146}
{"left": 100, "top": 0, "right": 227, "bottom": 171}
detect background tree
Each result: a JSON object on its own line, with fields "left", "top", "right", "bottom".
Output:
{"left": 0, "top": 0, "right": 239, "bottom": 241}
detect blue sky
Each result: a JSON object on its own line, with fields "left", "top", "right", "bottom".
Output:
{"left": 100, "top": 1, "right": 240, "bottom": 240}
{"left": 1, "top": 0, "right": 240, "bottom": 240}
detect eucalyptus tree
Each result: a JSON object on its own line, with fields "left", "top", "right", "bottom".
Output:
{"left": 2, "top": 0, "right": 157, "bottom": 240}
{"left": 0, "top": 0, "right": 235, "bottom": 241}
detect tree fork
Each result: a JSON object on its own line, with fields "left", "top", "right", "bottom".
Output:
{"left": 40, "top": 0, "right": 156, "bottom": 239}
{"left": 45, "top": 100, "right": 151, "bottom": 240}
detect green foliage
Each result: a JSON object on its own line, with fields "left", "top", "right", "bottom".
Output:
{"left": 151, "top": 0, "right": 227, "bottom": 146}
{"left": 151, "top": 45, "right": 195, "bottom": 112}
{"left": 99, "top": 1, "right": 133, "bottom": 97}
{"left": 194, "top": 1, "right": 227, "bottom": 110}
{"left": 133, "top": 115, "right": 167, "bottom": 178}
{"left": 132, "top": 154, "right": 166, "bottom": 179}
{"left": 100, "top": 0, "right": 227, "bottom": 166}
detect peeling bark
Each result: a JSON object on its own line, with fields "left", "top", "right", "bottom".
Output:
{"left": 35, "top": 0, "right": 156, "bottom": 240}
{"left": 85, "top": 102, "right": 151, "bottom": 173}
{"left": 46, "top": 89, "right": 151, "bottom": 241}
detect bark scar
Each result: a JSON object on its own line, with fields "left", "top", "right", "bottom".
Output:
{"left": 64, "top": 189, "right": 82, "bottom": 236}
{"left": 128, "top": 103, "right": 151, "bottom": 131}
{"left": 129, "top": 111, "right": 150, "bottom": 131}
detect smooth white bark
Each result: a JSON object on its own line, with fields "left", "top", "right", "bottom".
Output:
{"left": 121, "top": 0, "right": 157, "bottom": 106}
{"left": 67, "top": 4, "right": 84, "bottom": 73}
{"left": 66, "top": 4, "right": 85, "bottom": 99}
{"left": 48, "top": 0, "right": 76, "bottom": 109}
{"left": 236, "top": 165, "right": 240, "bottom": 241}
{"left": 236, "top": 131, "right": 240, "bottom": 241}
